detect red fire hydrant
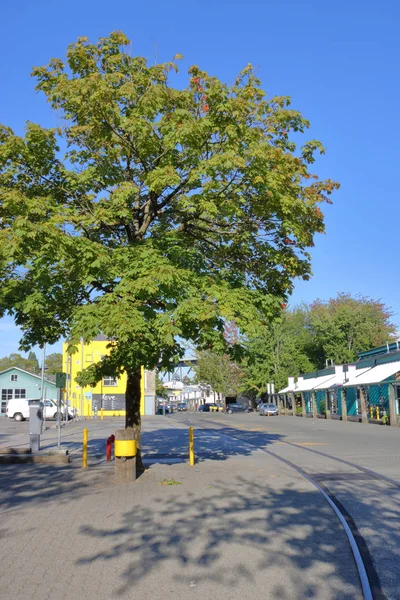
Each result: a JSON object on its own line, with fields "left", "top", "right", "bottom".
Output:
{"left": 106, "top": 434, "right": 115, "bottom": 462}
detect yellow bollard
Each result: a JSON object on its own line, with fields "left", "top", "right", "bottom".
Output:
{"left": 189, "top": 427, "right": 195, "bottom": 466}
{"left": 82, "top": 428, "right": 88, "bottom": 468}
{"left": 370, "top": 406, "right": 373, "bottom": 419}
{"left": 376, "top": 406, "right": 379, "bottom": 420}
{"left": 100, "top": 407, "right": 104, "bottom": 421}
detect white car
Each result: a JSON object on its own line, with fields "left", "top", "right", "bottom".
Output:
{"left": 6, "top": 398, "right": 73, "bottom": 422}
{"left": 258, "top": 403, "right": 279, "bottom": 416}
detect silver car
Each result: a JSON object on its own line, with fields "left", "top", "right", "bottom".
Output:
{"left": 258, "top": 403, "right": 279, "bottom": 416}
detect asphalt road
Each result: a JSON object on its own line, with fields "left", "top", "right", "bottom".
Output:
{"left": 173, "top": 412, "right": 400, "bottom": 600}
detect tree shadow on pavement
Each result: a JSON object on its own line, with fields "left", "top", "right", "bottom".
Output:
{"left": 0, "top": 437, "right": 114, "bottom": 511}
{"left": 0, "top": 425, "right": 281, "bottom": 511}
{"left": 75, "top": 474, "right": 363, "bottom": 600}
{"left": 141, "top": 425, "right": 282, "bottom": 464}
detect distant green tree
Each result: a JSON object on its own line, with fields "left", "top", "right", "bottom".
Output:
{"left": 28, "top": 351, "right": 39, "bottom": 372}
{"left": 156, "top": 373, "right": 168, "bottom": 399}
{"left": 241, "top": 307, "right": 316, "bottom": 395}
{"left": 45, "top": 352, "right": 62, "bottom": 375}
{"left": 0, "top": 353, "right": 38, "bottom": 373}
{"left": 309, "top": 293, "right": 395, "bottom": 366}
{"left": 240, "top": 294, "right": 396, "bottom": 394}
{"left": 195, "top": 351, "right": 243, "bottom": 399}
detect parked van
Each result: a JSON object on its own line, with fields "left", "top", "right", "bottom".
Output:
{"left": 6, "top": 398, "right": 73, "bottom": 422}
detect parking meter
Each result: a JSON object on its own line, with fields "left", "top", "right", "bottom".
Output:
{"left": 29, "top": 400, "right": 44, "bottom": 452}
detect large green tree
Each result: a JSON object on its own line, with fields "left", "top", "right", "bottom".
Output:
{"left": 241, "top": 294, "right": 396, "bottom": 394}
{"left": 0, "top": 352, "right": 38, "bottom": 373}
{"left": 195, "top": 350, "right": 243, "bottom": 400}
{"left": 241, "top": 307, "right": 316, "bottom": 394}
{"left": 28, "top": 351, "right": 39, "bottom": 371}
{"left": 0, "top": 32, "right": 337, "bottom": 461}
{"left": 45, "top": 352, "right": 63, "bottom": 375}
{"left": 309, "top": 293, "right": 396, "bottom": 366}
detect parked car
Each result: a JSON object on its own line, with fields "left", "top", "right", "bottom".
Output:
{"left": 206, "top": 403, "right": 223, "bottom": 412}
{"left": 198, "top": 404, "right": 211, "bottom": 412}
{"left": 156, "top": 405, "right": 170, "bottom": 415}
{"left": 258, "top": 403, "right": 279, "bottom": 416}
{"left": 226, "top": 403, "right": 249, "bottom": 414}
{"left": 177, "top": 403, "right": 188, "bottom": 411}
{"left": 6, "top": 398, "right": 73, "bottom": 422}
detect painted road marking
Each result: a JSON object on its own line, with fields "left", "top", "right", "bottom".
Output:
{"left": 293, "top": 442, "right": 328, "bottom": 446}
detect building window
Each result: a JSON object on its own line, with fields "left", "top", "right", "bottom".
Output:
{"left": 85, "top": 354, "right": 93, "bottom": 363}
{"left": 103, "top": 376, "right": 117, "bottom": 387}
{"left": 1, "top": 389, "right": 13, "bottom": 402}
{"left": 14, "top": 389, "right": 26, "bottom": 399}
{"left": 10, "top": 374, "right": 18, "bottom": 382}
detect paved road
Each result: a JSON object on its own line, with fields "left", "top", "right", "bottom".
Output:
{"left": 175, "top": 412, "right": 400, "bottom": 600}
{"left": 0, "top": 415, "right": 363, "bottom": 600}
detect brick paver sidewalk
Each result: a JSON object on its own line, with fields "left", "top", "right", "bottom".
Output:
{"left": 0, "top": 417, "right": 362, "bottom": 599}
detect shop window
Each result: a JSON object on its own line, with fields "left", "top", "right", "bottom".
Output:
{"left": 1, "top": 389, "right": 13, "bottom": 401}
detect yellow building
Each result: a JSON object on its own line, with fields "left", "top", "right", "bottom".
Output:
{"left": 62, "top": 335, "right": 156, "bottom": 417}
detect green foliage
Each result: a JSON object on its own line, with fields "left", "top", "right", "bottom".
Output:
{"left": 156, "top": 373, "right": 168, "bottom": 399}
{"left": 0, "top": 353, "right": 38, "bottom": 373}
{"left": 309, "top": 293, "right": 395, "bottom": 366}
{"left": 45, "top": 352, "right": 63, "bottom": 375}
{"left": 240, "top": 294, "right": 395, "bottom": 395}
{"left": 0, "top": 32, "right": 337, "bottom": 391}
{"left": 241, "top": 307, "right": 315, "bottom": 394}
{"left": 28, "top": 351, "right": 39, "bottom": 370}
{"left": 195, "top": 351, "right": 243, "bottom": 397}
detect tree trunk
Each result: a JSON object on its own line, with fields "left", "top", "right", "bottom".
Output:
{"left": 125, "top": 368, "right": 144, "bottom": 474}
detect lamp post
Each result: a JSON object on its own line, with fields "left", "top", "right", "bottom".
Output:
{"left": 40, "top": 344, "right": 46, "bottom": 403}
{"left": 40, "top": 345, "right": 46, "bottom": 429}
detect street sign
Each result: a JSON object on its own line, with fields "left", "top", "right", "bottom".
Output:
{"left": 56, "top": 372, "right": 67, "bottom": 389}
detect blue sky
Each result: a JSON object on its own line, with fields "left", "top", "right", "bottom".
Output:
{"left": 1, "top": 0, "right": 399, "bottom": 357}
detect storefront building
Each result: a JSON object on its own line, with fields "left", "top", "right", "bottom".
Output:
{"left": 62, "top": 335, "right": 156, "bottom": 417}
{"left": 277, "top": 342, "right": 400, "bottom": 426}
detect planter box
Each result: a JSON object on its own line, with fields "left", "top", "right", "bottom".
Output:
{"left": 0, "top": 451, "right": 70, "bottom": 465}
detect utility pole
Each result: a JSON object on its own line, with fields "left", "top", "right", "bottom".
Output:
{"left": 40, "top": 344, "right": 46, "bottom": 402}
{"left": 80, "top": 338, "right": 84, "bottom": 417}
{"left": 55, "top": 372, "right": 67, "bottom": 449}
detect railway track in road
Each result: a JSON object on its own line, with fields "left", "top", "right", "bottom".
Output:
{"left": 179, "top": 416, "right": 400, "bottom": 600}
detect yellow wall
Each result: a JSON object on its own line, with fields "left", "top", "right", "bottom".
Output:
{"left": 62, "top": 340, "right": 145, "bottom": 417}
